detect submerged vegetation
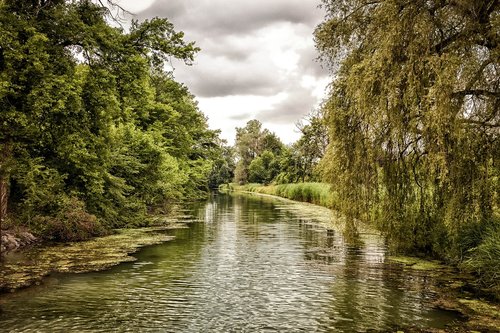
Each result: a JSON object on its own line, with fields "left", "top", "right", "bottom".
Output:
{"left": 0, "top": 0, "right": 232, "bottom": 245}
{"left": 0, "top": 227, "right": 175, "bottom": 292}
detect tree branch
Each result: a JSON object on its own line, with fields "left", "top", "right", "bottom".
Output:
{"left": 452, "top": 89, "right": 500, "bottom": 99}
{"left": 460, "top": 119, "right": 499, "bottom": 128}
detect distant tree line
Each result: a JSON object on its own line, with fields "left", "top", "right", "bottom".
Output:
{"left": 233, "top": 115, "right": 328, "bottom": 185}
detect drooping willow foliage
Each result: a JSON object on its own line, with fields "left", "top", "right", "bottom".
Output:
{"left": 315, "top": 0, "right": 499, "bottom": 258}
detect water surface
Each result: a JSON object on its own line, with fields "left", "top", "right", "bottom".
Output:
{"left": 0, "top": 193, "right": 460, "bottom": 332}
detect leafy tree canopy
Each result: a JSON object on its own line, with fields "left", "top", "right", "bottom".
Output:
{"left": 0, "top": 0, "right": 224, "bottom": 241}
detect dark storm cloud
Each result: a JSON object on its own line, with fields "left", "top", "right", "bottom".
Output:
{"left": 139, "top": 0, "right": 323, "bottom": 35}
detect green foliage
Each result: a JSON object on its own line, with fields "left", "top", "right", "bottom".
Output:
{"left": 11, "top": 157, "right": 68, "bottom": 222}
{"left": 33, "top": 196, "right": 105, "bottom": 242}
{"left": 315, "top": 0, "right": 499, "bottom": 291}
{"left": 208, "top": 143, "right": 235, "bottom": 189}
{"left": 127, "top": 18, "right": 200, "bottom": 70}
{"left": 232, "top": 114, "right": 327, "bottom": 186}
{"left": 248, "top": 150, "right": 280, "bottom": 184}
{"left": 274, "top": 112, "right": 328, "bottom": 184}
{"left": 0, "top": 0, "right": 223, "bottom": 241}
{"left": 461, "top": 224, "right": 500, "bottom": 298}
{"left": 315, "top": 0, "right": 499, "bottom": 252}
{"left": 233, "top": 161, "right": 248, "bottom": 185}
{"left": 233, "top": 182, "right": 334, "bottom": 208}
{"left": 233, "top": 120, "right": 284, "bottom": 184}
{"left": 274, "top": 183, "right": 333, "bottom": 207}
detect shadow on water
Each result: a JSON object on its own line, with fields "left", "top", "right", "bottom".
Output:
{"left": 0, "top": 192, "right": 463, "bottom": 332}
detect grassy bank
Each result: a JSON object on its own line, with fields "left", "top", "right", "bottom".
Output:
{"left": 221, "top": 183, "right": 335, "bottom": 209}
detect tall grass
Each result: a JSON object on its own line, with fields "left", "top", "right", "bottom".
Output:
{"left": 461, "top": 225, "right": 500, "bottom": 299}
{"left": 224, "top": 182, "right": 335, "bottom": 209}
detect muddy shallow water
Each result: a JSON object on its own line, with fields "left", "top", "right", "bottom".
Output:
{"left": 0, "top": 193, "right": 463, "bottom": 332}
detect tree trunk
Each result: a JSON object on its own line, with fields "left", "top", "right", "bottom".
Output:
{"left": 0, "top": 143, "right": 12, "bottom": 257}
{"left": 0, "top": 175, "right": 7, "bottom": 255}
{"left": 0, "top": 176, "right": 7, "bottom": 223}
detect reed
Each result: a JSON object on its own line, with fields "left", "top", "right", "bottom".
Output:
{"left": 226, "top": 182, "right": 335, "bottom": 209}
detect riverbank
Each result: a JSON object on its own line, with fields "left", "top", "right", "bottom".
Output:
{"left": 222, "top": 183, "right": 336, "bottom": 209}
{"left": 0, "top": 211, "right": 200, "bottom": 293}
{"left": 222, "top": 188, "right": 500, "bottom": 332}
{"left": 224, "top": 183, "right": 499, "bottom": 294}
{"left": 1, "top": 228, "right": 38, "bottom": 254}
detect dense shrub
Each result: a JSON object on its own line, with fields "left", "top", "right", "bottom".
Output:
{"left": 33, "top": 197, "right": 105, "bottom": 241}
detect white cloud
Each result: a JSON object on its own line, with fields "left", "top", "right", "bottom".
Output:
{"left": 135, "top": 0, "right": 329, "bottom": 144}
{"left": 197, "top": 93, "right": 289, "bottom": 144}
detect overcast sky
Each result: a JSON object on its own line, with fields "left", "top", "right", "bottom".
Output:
{"left": 118, "top": 0, "right": 329, "bottom": 144}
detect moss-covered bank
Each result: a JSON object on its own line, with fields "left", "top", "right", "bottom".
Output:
{"left": 0, "top": 228, "right": 173, "bottom": 293}
{"left": 0, "top": 208, "right": 202, "bottom": 293}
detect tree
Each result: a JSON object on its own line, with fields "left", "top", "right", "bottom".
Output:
{"left": 233, "top": 120, "right": 284, "bottom": 184}
{"left": 315, "top": 0, "right": 499, "bottom": 256}
{"left": 235, "top": 120, "right": 265, "bottom": 165}
{"left": 273, "top": 111, "right": 328, "bottom": 184}
{"left": 208, "top": 142, "right": 235, "bottom": 189}
{"left": 0, "top": 0, "right": 221, "bottom": 242}
{"left": 295, "top": 111, "right": 329, "bottom": 182}
{"left": 248, "top": 150, "right": 280, "bottom": 184}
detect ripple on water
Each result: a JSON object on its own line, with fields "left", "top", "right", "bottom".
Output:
{"left": 0, "top": 193, "right": 461, "bottom": 332}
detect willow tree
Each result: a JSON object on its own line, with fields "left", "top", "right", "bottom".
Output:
{"left": 315, "top": 0, "right": 499, "bottom": 257}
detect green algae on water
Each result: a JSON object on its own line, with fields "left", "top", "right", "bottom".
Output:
{"left": 388, "top": 256, "right": 445, "bottom": 271}
{"left": 0, "top": 227, "right": 175, "bottom": 292}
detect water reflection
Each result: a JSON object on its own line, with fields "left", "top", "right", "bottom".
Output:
{"left": 0, "top": 193, "right": 460, "bottom": 332}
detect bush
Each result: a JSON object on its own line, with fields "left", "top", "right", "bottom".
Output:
{"left": 33, "top": 197, "right": 105, "bottom": 241}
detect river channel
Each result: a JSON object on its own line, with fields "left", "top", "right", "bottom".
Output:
{"left": 0, "top": 193, "right": 461, "bottom": 332}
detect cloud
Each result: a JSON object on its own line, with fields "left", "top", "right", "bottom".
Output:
{"left": 136, "top": 0, "right": 186, "bottom": 19}
{"left": 229, "top": 113, "right": 252, "bottom": 121}
{"left": 130, "top": 0, "right": 329, "bottom": 144}
{"left": 171, "top": 38, "right": 283, "bottom": 97}
{"left": 256, "top": 84, "right": 316, "bottom": 124}
{"left": 139, "top": 0, "right": 323, "bottom": 36}
{"left": 117, "top": 0, "right": 156, "bottom": 14}
{"left": 172, "top": 22, "right": 325, "bottom": 98}
{"left": 298, "top": 46, "right": 328, "bottom": 77}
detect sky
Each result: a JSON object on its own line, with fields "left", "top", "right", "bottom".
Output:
{"left": 117, "top": 0, "right": 329, "bottom": 144}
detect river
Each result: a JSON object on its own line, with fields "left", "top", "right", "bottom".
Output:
{"left": 0, "top": 193, "right": 461, "bottom": 332}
